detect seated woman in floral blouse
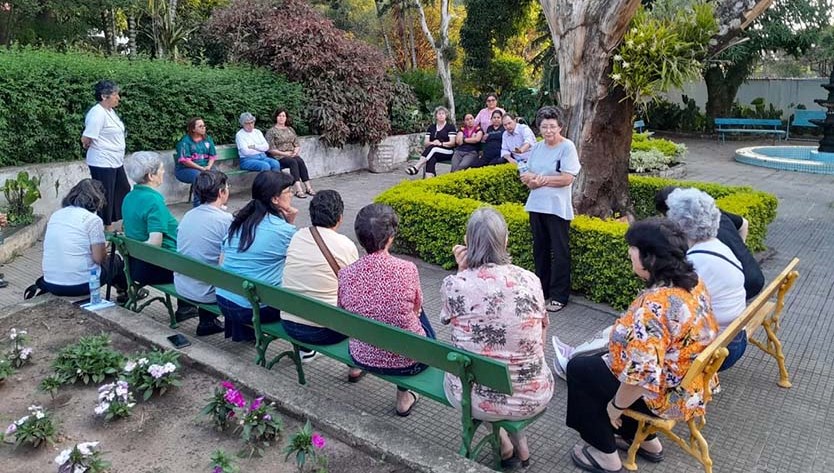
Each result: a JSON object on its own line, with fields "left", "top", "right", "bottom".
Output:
{"left": 441, "top": 207, "right": 554, "bottom": 469}
{"left": 175, "top": 117, "right": 216, "bottom": 207}
{"left": 565, "top": 217, "right": 718, "bottom": 473}
{"left": 338, "top": 204, "right": 435, "bottom": 417}
{"left": 265, "top": 108, "right": 315, "bottom": 199}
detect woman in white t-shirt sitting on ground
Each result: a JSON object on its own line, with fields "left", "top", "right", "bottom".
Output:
{"left": 39, "top": 179, "right": 127, "bottom": 299}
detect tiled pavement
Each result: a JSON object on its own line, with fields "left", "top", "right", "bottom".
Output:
{"left": 2, "top": 137, "right": 833, "bottom": 472}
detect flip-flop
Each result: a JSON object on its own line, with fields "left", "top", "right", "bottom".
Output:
{"left": 405, "top": 165, "right": 419, "bottom": 176}
{"left": 396, "top": 391, "right": 419, "bottom": 417}
{"left": 615, "top": 436, "right": 664, "bottom": 463}
{"left": 347, "top": 370, "right": 366, "bottom": 383}
{"left": 294, "top": 191, "right": 307, "bottom": 199}
{"left": 570, "top": 445, "right": 624, "bottom": 473}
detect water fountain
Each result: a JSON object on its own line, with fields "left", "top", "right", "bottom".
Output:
{"left": 734, "top": 66, "right": 834, "bottom": 175}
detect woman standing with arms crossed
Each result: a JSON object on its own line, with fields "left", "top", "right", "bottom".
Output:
{"left": 81, "top": 80, "right": 129, "bottom": 231}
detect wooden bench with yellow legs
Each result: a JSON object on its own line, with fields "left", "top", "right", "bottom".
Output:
{"left": 621, "top": 257, "right": 800, "bottom": 473}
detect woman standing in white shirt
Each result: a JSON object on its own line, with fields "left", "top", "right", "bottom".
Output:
{"left": 81, "top": 80, "right": 129, "bottom": 231}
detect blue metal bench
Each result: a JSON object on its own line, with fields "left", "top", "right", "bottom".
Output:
{"left": 786, "top": 110, "right": 826, "bottom": 140}
{"left": 634, "top": 120, "right": 646, "bottom": 133}
{"left": 714, "top": 118, "right": 786, "bottom": 143}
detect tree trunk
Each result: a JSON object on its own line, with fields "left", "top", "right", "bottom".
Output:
{"left": 373, "top": 0, "right": 396, "bottom": 65}
{"left": 540, "top": 0, "right": 640, "bottom": 218}
{"left": 406, "top": 9, "right": 418, "bottom": 70}
{"left": 101, "top": 10, "right": 114, "bottom": 55}
{"left": 127, "top": 13, "right": 138, "bottom": 58}
{"left": 414, "top": 0, "right": 455, "bottom": 121}
{"left": 704, "top": 58, "right": 755, "bottom": 120}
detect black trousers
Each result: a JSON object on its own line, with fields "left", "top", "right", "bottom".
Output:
{"left": 529, "top": 211, "right": 571, "bottom": 303}
{"left": 421, "top": 145, "right": 454, "bottom": 175}
{"left": 39, "top": 254, "right": 127, "bottom": 296}
{"left": 566, "top": 355, "right": 654, "bottom": 454}
{"left": 278, "top": 156, "right": 310, "bottom": 183}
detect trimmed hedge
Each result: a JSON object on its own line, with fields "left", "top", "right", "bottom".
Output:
{"left": 376, "top": 165, "right": 778, "bottom": 310}
{"left": 0, "top": 48, "right": 306, "bottom": 166}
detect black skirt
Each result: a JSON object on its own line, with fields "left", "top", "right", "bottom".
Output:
{"left": 89, "top": 165, "right": 131, "bottom": 226}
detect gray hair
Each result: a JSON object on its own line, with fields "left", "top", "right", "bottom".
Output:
{"left": 465, "top": 207, "right": 510, "bottom": 268}
{"left": 125, "top": 151, "right": 164, "bottom": 184}
{"left": 94, "top": 80, "right": 120, "bottom": 102}
{"left": 434, "top": 106, "right": 450, "bottom": 118}
{"left": 239, "top": 112, "right": 256, "bottom": 126}
{"left": 665, "top": 188, "right": 721, "bottom": 243}
{"left": 355, "top": 204, "right": 398, "bottom": 254}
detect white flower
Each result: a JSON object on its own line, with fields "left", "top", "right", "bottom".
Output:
{"left": 123, "top": 360, "right": 136, "bottom": 373}
{"left": 137, "top": 358, "right": 149, "bottom": 366}
{"left": 115, "top": 385, "right": 128, "bottom": 398}
{"left": 77, "top": 368, "right": 82, "bottom": 374}
{"left": 54, "top": 448, "right": 72, "bottom": 466}
{"left": 73, "top": 466, "right": 85, "bottom": 473}
{"left": 626, "top": 40, "right": 635, "bottom": 47}
{"left": 19, "top": 347, "right": 32, "bottom": 360}
{"left": 163, "top": 362, "right": 176, "bottom": 374}
{"left": 622, "top": 61, "right": 630, "bottom": 69}
{"left": 5, "top": 423, "right": 16, "bottom": 435}
{"left": 98, "top": 382, "right": 114, "bottom": 393}
{"left": 614, "top": 54, "right": 623, "bottom": 61}
{"left": 9, "top": 328, "right": 16, "bottom": 340}
{"left": 15, "top": 415, "right": 29, "bottom": 426}
{"left": 77, "top": 441, "right": 99, "bottom": 455}
{"left": 34, "top": 411, "right": 45, "bottom": 420}
{"left": 612, "top": 73, "right": 622, "bottom": 81}
{"left": 127, "top": 403, "right": 136, "bottom": 408}
{"left": 94, "top": 402, "right": 110, "bottom": 415}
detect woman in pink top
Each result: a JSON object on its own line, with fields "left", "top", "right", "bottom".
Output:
{"left": 338, "top": 204, "right": 436, "bottom": 417}
{"left": 442, "top": 207, "right": 554, "bottom": 468}
{"left": 474, "top": 93, "right": 505, "bottom": 139}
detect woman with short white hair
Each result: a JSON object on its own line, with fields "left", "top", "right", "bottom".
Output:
{"left": 235, "top": 112, "right": 282, "bottom": 172}
{"left": 666, "top": 187, "right": 747, "bottom": 370}
{"left": 441, "top": 207, "right": 554, "bottom": 468}
{"left": 122, "top": 151, "right": 197, "bottom": 321}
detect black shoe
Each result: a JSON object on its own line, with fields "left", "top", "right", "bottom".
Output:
{"left": 196, "top": 318, "right": 224, "bottom": 336}
{"left": 174, "top": 304, "right": 198, "bottom": 322}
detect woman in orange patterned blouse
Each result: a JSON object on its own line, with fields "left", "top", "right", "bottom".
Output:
{"left": 566, "top": 218, "right": 718, "bottom": 473}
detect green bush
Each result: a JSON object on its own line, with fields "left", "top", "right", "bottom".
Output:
{"left": 631, "top": 133, "right": 686, "bottom": 158}
{"left": 376, "top": 166, "right": 778, "bottom": 310}
{"left": 0, "top": 48, "right": 306, "bottom": 166}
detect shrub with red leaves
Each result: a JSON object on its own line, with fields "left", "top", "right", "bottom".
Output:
{"left": 207, "top": 0, "right": 415, "bottom": 147}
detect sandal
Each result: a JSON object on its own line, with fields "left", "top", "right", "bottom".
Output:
{"left": 615, "top": 436, "right": 664, "bottom": 463}
{"left": 305, "top": 189, "right": 316, "bottom": 196}
{"left": 545, "top": 300, "right": 566, "bottom": 313}
{"left": 405, "top": 165, "right": 419, "bottom": 176}
{"left": 570, "top": 445, "right": 623, "bottom": 473}
{"left": 294, "top": 191, "right": 307, "bottom": 199}
{"left": 396, "top": 391, "right": 419, "bottom": 417}
{"left": 347, "top": 370, "right": 366, "bottom": 383}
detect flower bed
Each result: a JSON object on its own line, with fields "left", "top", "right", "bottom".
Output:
{"left": 375, "top": 165, "right": 777, "bottom": 310}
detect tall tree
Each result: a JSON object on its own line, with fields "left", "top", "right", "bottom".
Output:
{"left": 538, "top": 0, "right": 773, "bottom": 217}
{"left": 704, "top": 0, "right": 833, "bottom": 119}
{"left": 413, "top": 0, "right": 455, "bottom": 120}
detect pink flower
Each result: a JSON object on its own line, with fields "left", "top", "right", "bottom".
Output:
{"left": 213, "top": 466, "right": 223, "bottom": 473}
{"left": 5, "top": 423, "right": 16, "bottom": 436}
{"left": 312, "top": 433, "right": 326, "bottom": 449}
{"left": 224, "top": 389, "right": 246, "bottom": 408}
{"left": 221, "top": 380, "right": 235, "bottom": 390}
{"left": 249, "top": 396, "right": 264, "bottom": 411}
{"left": 263, "top": 414, "right": 271, "bottom": 421}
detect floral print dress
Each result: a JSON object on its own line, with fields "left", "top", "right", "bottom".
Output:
{"left": 441, "top": 264, "right": 554, "bottom": 421}
{"left": 604, "top": 280, "right": 719, "bottom": 420}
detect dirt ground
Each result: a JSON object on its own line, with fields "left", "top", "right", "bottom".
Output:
{"left": 0, "top": 300, "right": 407, "bottom": 473}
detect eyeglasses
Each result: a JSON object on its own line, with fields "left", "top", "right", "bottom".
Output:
{"left": 244, "top": 121, "right": 255, "bottom": 125}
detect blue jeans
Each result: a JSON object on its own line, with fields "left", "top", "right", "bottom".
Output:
{"left": 352, "top": 309, "right": 436, "bottom": 386}
{"left": 282, "top": 320, "right": 346, "bottom": 345}
{"left": 240, "top": 153, "right": 282, "bottom": 172}
{"left": 175, "top": 167, "right": 201, "bottom": 207}
{"left": 216, "top": 295, "right": 281, "bottom": 342}
{"left": 719, "top": 330, "right": 748, "bottom": 371}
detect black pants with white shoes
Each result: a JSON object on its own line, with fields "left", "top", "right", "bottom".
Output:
{"left": 529, "top": 211, "right": 571, "bottom": 304}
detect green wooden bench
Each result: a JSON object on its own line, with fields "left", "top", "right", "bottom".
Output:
{"left": 174, "top": 146, "right": 280, "bottom": 203}
{"left": 107, "top": 234, "right": 544, "bottom": 469}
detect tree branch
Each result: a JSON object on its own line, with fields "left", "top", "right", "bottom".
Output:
{"left": 709, "top": 0, "right": 774, "bottom": 56}
{"left": 412, "top": 0, "right": 436, "bottom": 50}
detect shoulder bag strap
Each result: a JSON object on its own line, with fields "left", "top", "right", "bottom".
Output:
{"left": 687, "top": 249, "right": 744, "bottom": 273}
{"left": 309, "top": 226, "right": 341, "bottom": 276}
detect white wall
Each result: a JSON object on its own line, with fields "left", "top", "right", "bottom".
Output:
{"left": 0, "top": 133, "right": 424, "bottom": 219}
{"left": 663, "top": 78, "right": 829, "bottom": 118}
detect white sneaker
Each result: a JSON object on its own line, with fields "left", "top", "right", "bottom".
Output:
{"left": 551, "top": 336, "right": 573, "bottom": 381}
{"left": 299, "top": 349, "right": 318, "bottom": 363}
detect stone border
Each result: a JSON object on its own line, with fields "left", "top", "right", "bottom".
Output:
{"left": 6, "top": 296, "right": 494, "bottom": 473}
{"left": 0, "top": 215, "right": 46, "bottom": 264}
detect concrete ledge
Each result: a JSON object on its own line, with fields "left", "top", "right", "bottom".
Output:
{"left": 0, "top": 215, "right": 46, "bottom": 264}
{"left": 0, "top": 133, "right": 424, "bottom": 217}
{"left": 9, "top": 296, "right": 493, "bottom": 473}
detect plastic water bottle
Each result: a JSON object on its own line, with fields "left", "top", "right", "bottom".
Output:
{"left": 517, "top": 158, "right": 529, "bottom": 174}
{"left": 89, "top": 269, "right": 101, "bottom": 305}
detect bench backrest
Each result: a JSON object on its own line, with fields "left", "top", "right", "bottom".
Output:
{"left": 791, "top": 110, "right": 826, "bottom": 127}
{"left": 215, "top": 146, "right": 240, "bottom": 161}
{"left": 681, "top": 257, "right": 800, "bottom": 389}
{"left": 634, "top": 120, "right": 645, "bottom": 131}
{"left": 714, "top": 118, "right": 783, "bottom": 128}
{"left": 112, "top": 235, "right": 514, "bottom": 394}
